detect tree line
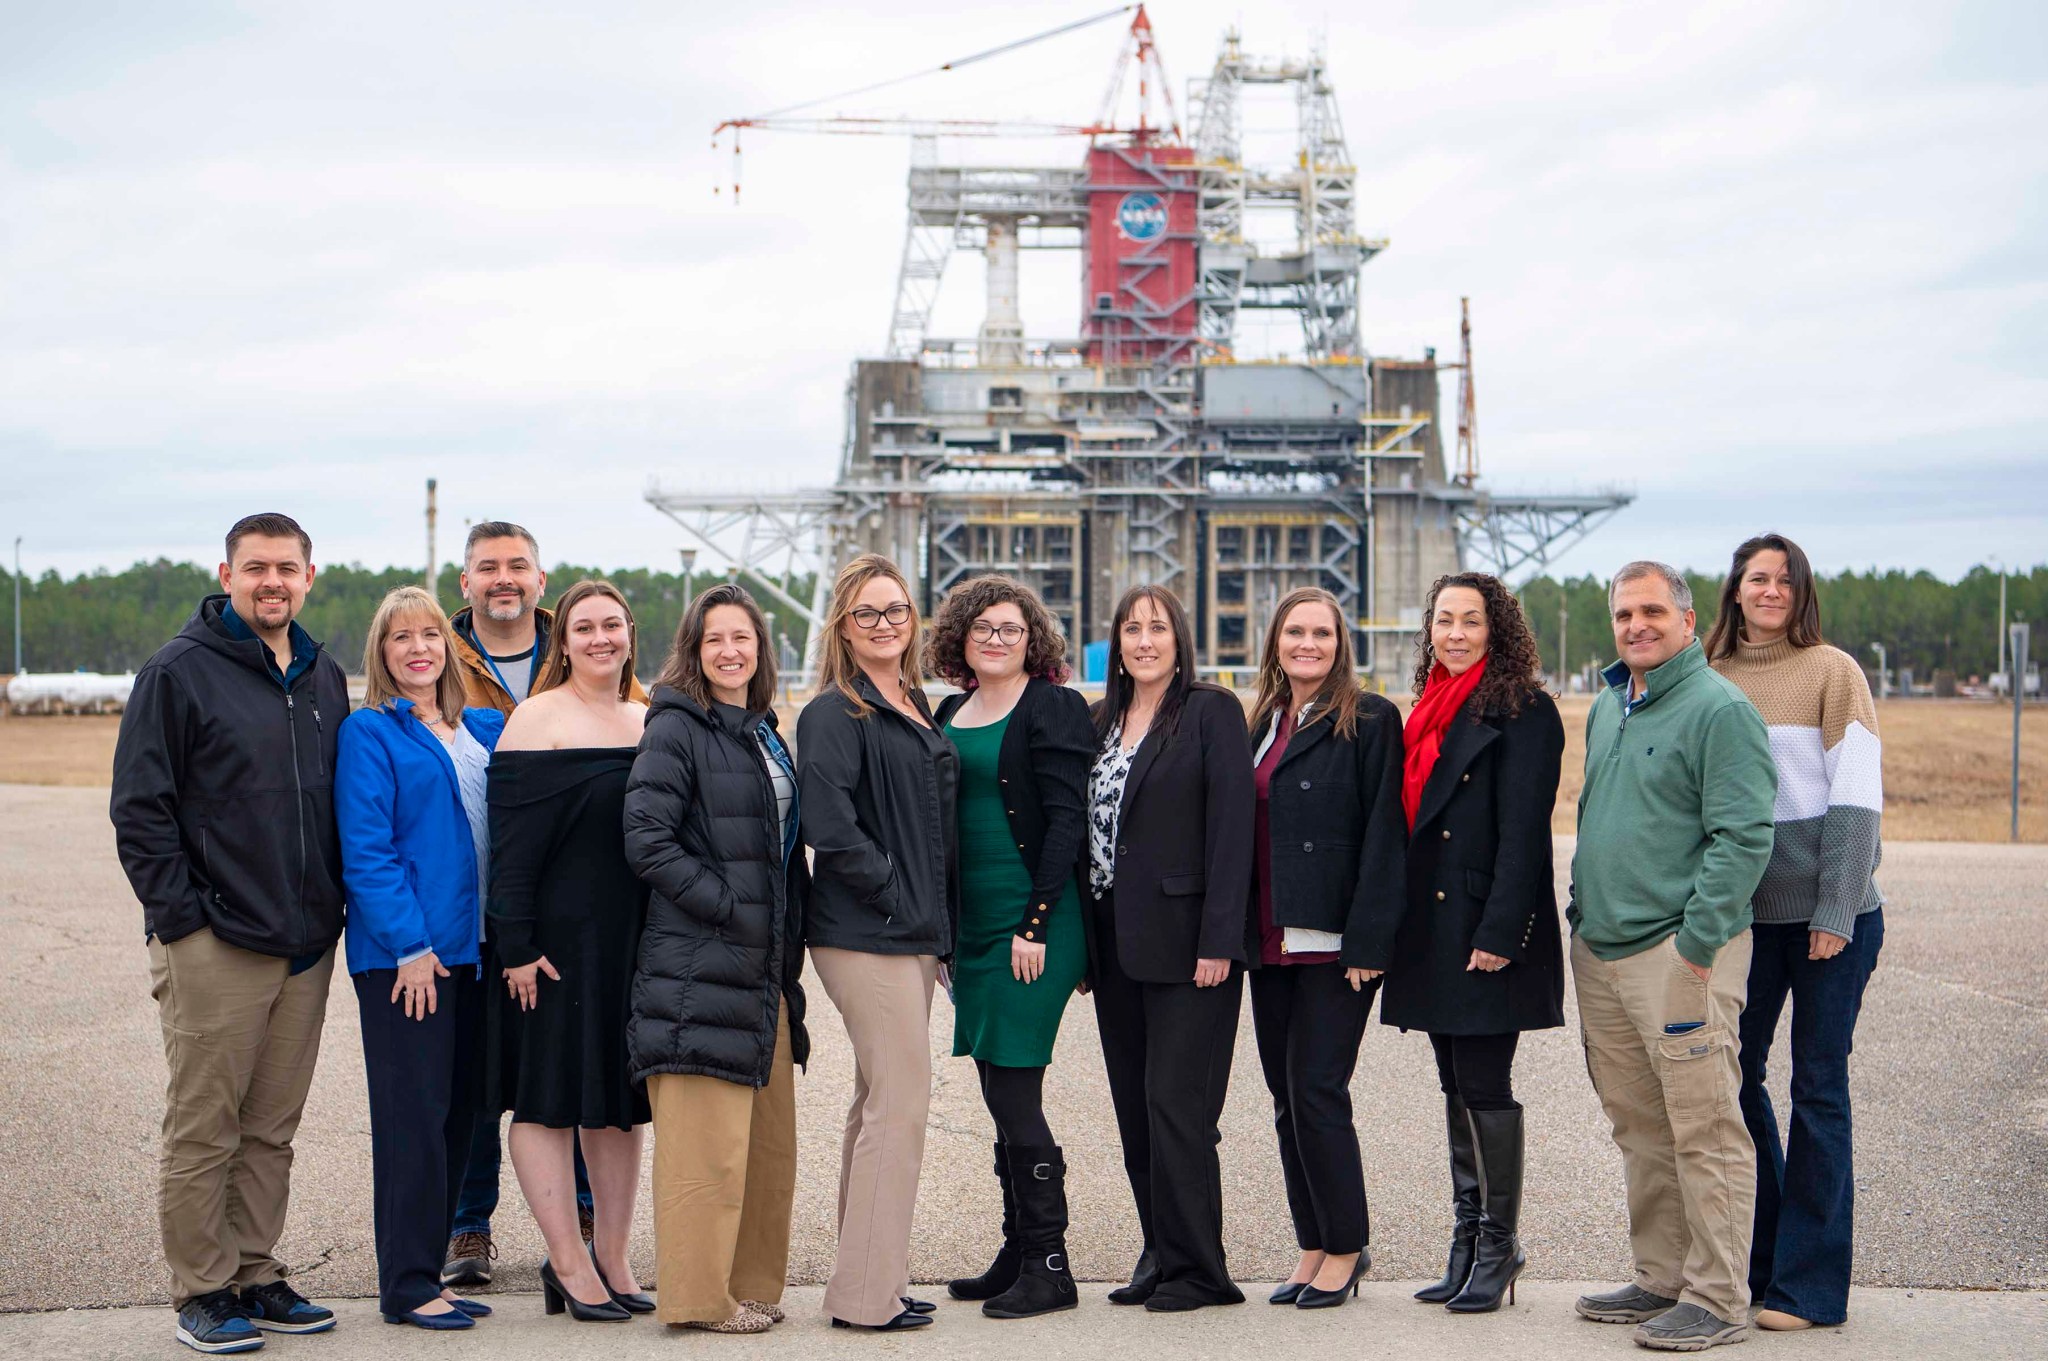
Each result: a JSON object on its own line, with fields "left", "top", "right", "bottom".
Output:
{"left": 2, "top": 558, "right": 2042, "bottom": 684}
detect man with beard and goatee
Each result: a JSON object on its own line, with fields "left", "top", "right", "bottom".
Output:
{"left": 113, "top": 513, "right": 349, "bottom": 1354}
{"left": 438, "top": 521, "right": 647, "bottom": 1288}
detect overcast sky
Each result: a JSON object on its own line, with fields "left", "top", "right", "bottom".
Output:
{"left": 5, "top": 0, "right": 2043, "bottom": 584}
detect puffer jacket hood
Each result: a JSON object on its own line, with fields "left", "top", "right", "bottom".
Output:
{"left": 623, "top": 685, "right": 809, "bottom": 1087}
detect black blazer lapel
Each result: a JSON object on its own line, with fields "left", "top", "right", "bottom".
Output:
{"left": 1117, "top": 722, "right": 1168, "bottom": 825}
{"left": 1409, "top": 716, "right": 1498, "bottom": 841}
{"left": 1271, "top": 710, "right": 1337, "bottom": 771}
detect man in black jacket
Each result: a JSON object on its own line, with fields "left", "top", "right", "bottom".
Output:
{"left": 111, "top": 513, "right": 349, "bottom": 1355}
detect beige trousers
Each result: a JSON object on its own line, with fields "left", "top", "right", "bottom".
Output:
{"left": 809, "top": 947, "right": 937, "bottom": 1327}
{"left": 646, "top": 1011, "right": 798, "bottom": 1324}
{"left": 147, "top": 928, "right": 334, "bottom": 1305}
{"left": 1571, "top": 929, "right": 1757, "bottom": 1323}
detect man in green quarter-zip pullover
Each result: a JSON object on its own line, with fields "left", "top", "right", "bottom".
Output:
{"left": 1566, "top": 561, "right": 1775, "bottom": 1353}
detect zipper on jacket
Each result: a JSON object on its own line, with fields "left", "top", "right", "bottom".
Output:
{"left": 287, "top": 691, "right": 308, "bottom": 947}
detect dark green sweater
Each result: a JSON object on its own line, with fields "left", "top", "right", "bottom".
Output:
{"left": 1568, "top": 640, "right": 1776, "bottom": 968}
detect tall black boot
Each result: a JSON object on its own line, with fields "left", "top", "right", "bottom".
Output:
{"left": 1415, "top": 1095, "right": 1482, "bottom": 1303}
{"left": 948, "top": 1142, "right": 1021, "bottom": 1300}
{"left": 982, "top": 1146, "right": 1079, "bottom": 1319}
{"left": 1447, "top": 1104, "right": 1526, "bottom": 1313}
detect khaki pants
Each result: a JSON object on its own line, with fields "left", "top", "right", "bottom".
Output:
{"left": 809, "top": 947, "right": 937, "bottom": 1327}
{"left": 1572, "top": 930, "right": 1756, "bottom": 1323}
{"left": 646, "top": 1011, "right": 798, "bottom": 1324}
{"left": 147, "top": 928, "right": 333, "bottom": 1306}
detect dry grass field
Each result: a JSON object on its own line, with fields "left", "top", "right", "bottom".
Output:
{"left": 3, "top": 699, "right": 2043, "bottom": 842}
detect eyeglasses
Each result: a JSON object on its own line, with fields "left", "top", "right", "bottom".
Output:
{"left": 968, "top": 621, "right": 1027, "bottom": 645}
{"left": 849, "top": 603, "right": 913, "bottom": 630}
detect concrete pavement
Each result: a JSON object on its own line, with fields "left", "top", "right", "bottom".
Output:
{"left": 1, "top": 782, "right": 2043, "bottom": 1354}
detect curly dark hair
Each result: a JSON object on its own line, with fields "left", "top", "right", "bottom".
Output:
{"left": 928, "top": 574, "right": 1070, "bottom": 687}
{"left": 1409, "top": 572, "right": 1545, "bottom": 719}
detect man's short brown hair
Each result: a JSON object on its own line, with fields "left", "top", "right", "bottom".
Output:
{"left": 225, "top": 513, "right": 311, "bottom": 564}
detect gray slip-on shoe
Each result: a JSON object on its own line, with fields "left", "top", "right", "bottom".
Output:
{"left": 1576, "top": 1283, "right": 1681, "bottom": 1323}
{"left": 1633, "top": 1302, "right": 1749, "bottom": 1350}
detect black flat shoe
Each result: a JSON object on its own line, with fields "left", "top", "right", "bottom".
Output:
{"left": 1269, "top": 1281, "right": 1309, "bottom": 1305}
{"left": 1108, "top": 1248, "right": 1160, "bottom": 1305}
{"left": 539, "top": 1260, "right": 631, "bottom": 1321}
{"left": 832, "top": 1310, "right": 934, "bottom": 1331}
{"left": 1296, "top": 1251, "right": 1370, "bottom": 1310}
{"left": 1142, "top": 1293, "right": 1213, "bottom": 1313}
{"left": 590, "top": 1249, "right": 656, "bottom": 1313}
{"left": 901, "top": 1297, "right": 936, "bottom": 1314}
{"left": 448, "top": 1298, "right": 491, "bottom": 1318}
{"left": 382, "top": 1306, "right": 474, "bottom": 1330}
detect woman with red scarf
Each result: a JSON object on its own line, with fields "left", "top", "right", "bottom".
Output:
{"left": 1381, "top": 573, "right": 1565, "bottom": 1315}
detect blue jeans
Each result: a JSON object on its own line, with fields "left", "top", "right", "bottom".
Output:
{"left": 1737, "top": 908, "right": 1883, "bottom": 1325}
{"left": 451, "top": 1113, "right": 594, "bottom": 1236}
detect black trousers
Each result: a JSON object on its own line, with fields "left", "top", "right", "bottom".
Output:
{"left": 1090, "top": 895, "right": 1245, "bottom": 1305}
{"left": 1249, "top": 961, "right": 1374, "bottom": 1254}
{"left": 355, "top": 966, "right": 483, "bottom": 1314}
{"left": 1427, "top": 1030, "right": 1521, "bottom": 1110}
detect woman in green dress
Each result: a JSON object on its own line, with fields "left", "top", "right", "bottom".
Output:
{"left": 930, "top": 576, "right": 1094, "bottom": 1321}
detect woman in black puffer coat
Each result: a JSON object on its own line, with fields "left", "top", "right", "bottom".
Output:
{"left": 624, "top": 584, "right": 808, "bottom": 1335}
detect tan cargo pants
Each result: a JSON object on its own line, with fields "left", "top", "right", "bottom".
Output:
{"left": 1571, "top": 930, "right": 1756, "bottom": 1324}
{"left": 147, "top": 928, "right": 333, "bottom": 1306}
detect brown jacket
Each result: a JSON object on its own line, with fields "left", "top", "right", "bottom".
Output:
{"left": 449, "top": 605, "right": 648, "bottom": 715}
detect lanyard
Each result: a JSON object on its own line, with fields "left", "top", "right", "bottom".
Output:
{"left": 473, "top": 629, "right": 539, "bottom": 700}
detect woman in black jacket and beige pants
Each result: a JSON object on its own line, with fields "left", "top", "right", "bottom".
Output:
{"left": 624, "top": 585, "right": 808, "bottom": 1335}
{"left": 1380, "top": 573, "right": 1565, "bottom": 1315}
{"left": 1085, "top": 585, "right": 1254, "bottom": 1313}
{"left": 1244, "top": 588, "right": 1407, "bottom": 1311}
{"left": 797, "top": 555, "right": 958, "bottom": 1333}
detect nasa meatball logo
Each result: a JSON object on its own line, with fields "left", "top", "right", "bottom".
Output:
{"left": 1115, "top": 191, "right": 1167, "bottom": 242}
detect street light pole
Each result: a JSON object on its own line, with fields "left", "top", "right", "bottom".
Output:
{"left": 1868, "top": 641, "right": 1888, "bottom": 700}
{"left": 678, "top": 548, "right": 698, "bottom": 607}
{"left": 11, "top": 536, "right": 21, "bottom": 676}
{"left": 1996, "top": 560, "right": 2008, "bottom": 689}
{"left": 1558, "top": 604, "right": 1569, "bottom": 690}
{"left": 2014, "top": 620, "right": 2031, "bottom": 844}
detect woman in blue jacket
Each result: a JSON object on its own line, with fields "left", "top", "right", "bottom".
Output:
{"left": 337, "top": 586, "right": 507, "bottom": 1331}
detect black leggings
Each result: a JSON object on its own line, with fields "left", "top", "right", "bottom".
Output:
{"left": 976, "top": 1059, "right": 1053, "bottom": 1146}
{"left": 1428, "top": 1031, "right": 1521, "bottom": 1111}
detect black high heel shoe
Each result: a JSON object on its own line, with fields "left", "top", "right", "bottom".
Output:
{"left": 1269, "top": 1281, "right": 1310, "bottom": 1305}
{"left": 831, "top": 1309, "right": 933, "bottom": 1331}
{"left": 901, "top": 1297, "right": 936, "bottom": 1314}
{"left": 590, "top": 1247, "right": 656, "bottom": 1313}
{"left": 539, "top": 1259, "right": 630, "bottom": 1322}
{"left": 1295, "top": 1249, "right": 1370, "bottom": 1309}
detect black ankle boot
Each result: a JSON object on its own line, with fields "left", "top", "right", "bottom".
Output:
{"left": 949, "top": 1142, "right": 1020, "bottom": 1300}
{"left": 983, "top": 1146, "right": 1079, "bottom": 1319}
{"left": 1447, "top": 1104, "right": 1526, "bottom": 1313}
{"left": 1415, "top": 1094, "right": 1482, "bottom": 1303}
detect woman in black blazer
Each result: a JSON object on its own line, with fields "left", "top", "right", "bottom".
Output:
{"left": 1380, "top": 572, "right": 1565, "bottom": 1315}
{"left": 1083, "top": 584, "right": 1254, "bottom": 1314}
{"left": 1243, "top": 588, "right": 1406, "bottom": 1311}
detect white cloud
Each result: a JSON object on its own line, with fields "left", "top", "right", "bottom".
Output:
{"left": 2, "top": 0, "right": 2042, "bottom": 584}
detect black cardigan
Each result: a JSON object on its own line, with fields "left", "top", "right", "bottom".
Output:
{"left": 1379, "top": 689, "right": 1567, "bottom": 1036}
{"left": 1083, "top": 682, "right": 1256, "bottom": 985}
{"left": 1249, "top": 692, "right": 1408, "bottom": 972}
{"left": 795, "top": 674, "right": 960, "bottom": 958}
{"left": 933, "top": 676, "right": 1095, "bottom": 944}
{"left": 623, "top": 688, "right": 810, "bottom": 1088}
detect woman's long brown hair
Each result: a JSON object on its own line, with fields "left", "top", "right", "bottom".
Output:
{"left": 1704, "top": 532, "right": 1824, "bottom": 661}
{"left": 654, "top": 581, "right": 778, "bottom": 713}
{"left": 532, "top": 578, "right": 638, "bottom": 700}
{"left": 1247, "top": 587, "right": 1363, "bottom": 740}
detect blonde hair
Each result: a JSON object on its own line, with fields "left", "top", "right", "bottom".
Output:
{"left": 532, "top": 579, "right": 638, "bottom": 700}
{"left": 362, "top": 586, "right": 470, "bottom": 721}
{"left": 814, "top": 553, "right": 923, "bottom": 716}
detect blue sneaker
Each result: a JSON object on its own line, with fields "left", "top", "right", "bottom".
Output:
{"left": 175, "top": 1289, "right": 263, "bottom": 1354}
{"left": 239, "top": 1279, "right": 337, "bottom": 1334}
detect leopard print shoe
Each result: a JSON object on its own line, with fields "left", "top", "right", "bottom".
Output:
{"left": 737, "top": 1300, "right": 786, "bottom": 1324}
{"left": 680, "top": 1306, "right": 774, "bottom": 1334}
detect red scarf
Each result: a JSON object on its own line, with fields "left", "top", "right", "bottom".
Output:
{"left": 1403, "top": 656, "right": 1487, "bottom": 829}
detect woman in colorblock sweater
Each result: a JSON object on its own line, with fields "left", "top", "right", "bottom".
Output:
{"left": 1705, "top": 532, "right": 1884, "bottom": 1333}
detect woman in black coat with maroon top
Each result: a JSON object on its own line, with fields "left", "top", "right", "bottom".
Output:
{"left": 1381, "top": 572, "right": 1565, "bottom": 1316}
{"left": 1244, "top": 588, "right": 1406, "bottom": 1311}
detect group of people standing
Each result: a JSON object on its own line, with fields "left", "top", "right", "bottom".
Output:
{"left": 111, "top": 512, "right": 1883, "bottom": 1355}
